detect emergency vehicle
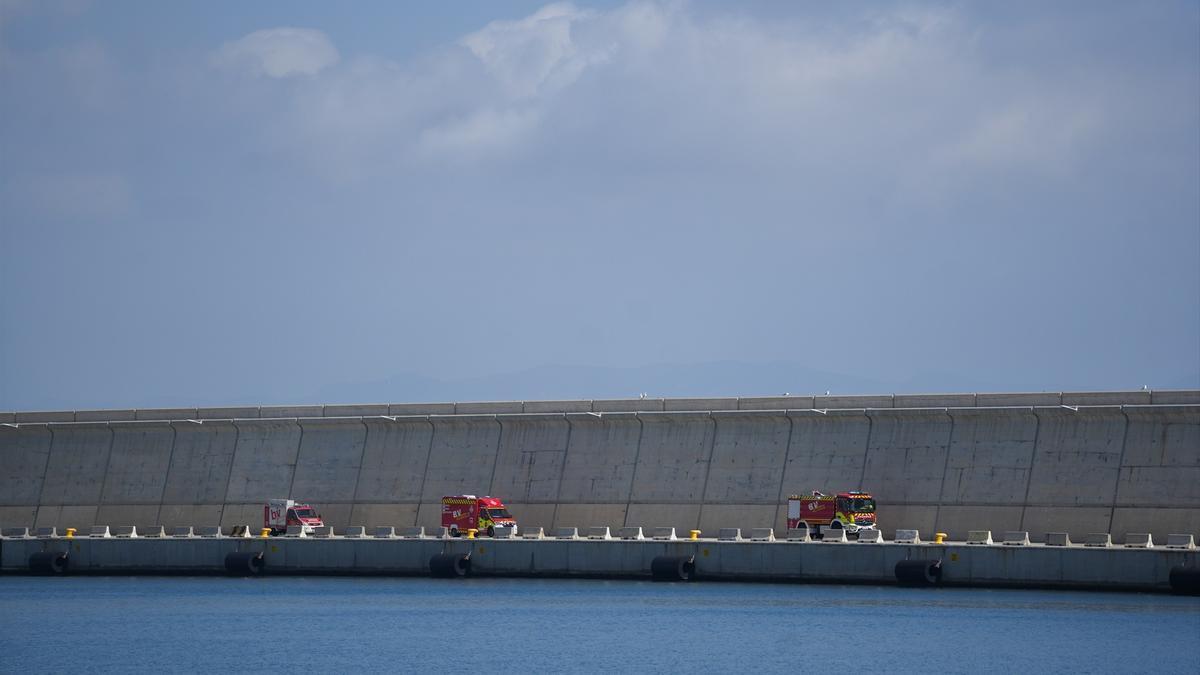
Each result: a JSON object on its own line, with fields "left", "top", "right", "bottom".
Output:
{"left": 787, "top": 491, "right": 877, "bottom": 537}
{"left": 441, "top": 495, "right": 516, "bottom": 537}
{"left": 264, "top": 499, "right": 324, "bottom": 535}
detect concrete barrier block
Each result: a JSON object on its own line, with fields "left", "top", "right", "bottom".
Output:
{"left": 520, "top": 527, "right": 545, "bottom": 539}
{"left": 343, "top": 526, "right": 366, "bottom": 538}
{"left": 139, "top": 525, "right": 165, "bottom": 538}
{"left": 718, "top": 528, "right": 742, "bottom": 541}
{"left": 35, "top": 526, "right": 57, "bottom": 538}
{"left": 259, "top": 405, "right": 323, "bottom": 418}
{"left": 652, "top": 527, "right": 677, "bottom": 540}
{"left": 229, "top": 525, "right": 252, "bottom": 538}
{"left": 197, "top": 406, "right": 260, "bottom": 419}
{"left": 399, "top": 526, "right": 425, "bottom": 539}
{"left": 494, "top": 526, "right": 516, "bottom": 538}
{"left": 431, "top": 526, "right": 449, "bottom": 538}
{"left": 1045, "top": 532, "right": 1072, "bottom": 546}
{"left": 1124, "top": 533, "right": 1153, "bottom": 548}
{"left": 90, "top": 525, "right": 112, "bottom": 538}
{"left": 663, "top": 398, "right": 738, "bottom": 412}
{"left": 554, "top": 527, "right": 579, "bottom": 540}
{"left": 74, "top": 409, "right": 137, "bottom": 422}
{"left": 286, "top": 525, "right": 308, "bottom": 538}
{"left": 786, "top": 528, "right": 810, "bottom": 542}
{"left": 856, "top": 529, "right": 882, "bottom": 543}
{"left": 197, "top": 526, "right": 222, "bottom": 538}
{"left": 172, "top": 526, "right": 195, "bottom": 538}
{"left": 748, "top": 528, "right": 775, "bottom": 542}
{"left": 387, "top": 403, "right": 456, "bottom": 416}
{"left": 112, "top": 526, "right": 138, "bottom": 538}
{"left": 1, "top": 527, "right": 30, "bottom": 538}
{"left": 312, "top": 526, "right": 336, "bottom": 538}
{"left": 1002, "top": 531, "right": 1030, "bottom": 546}
{"left": 15, "top": 410, "right": 75, "bottom": 423}
{"left": 373, "top": 526, "right": 396, "bottom": 539}
{"left": 822, "top": 529, "right": 847, "bottom": 542}
{"left": 1165, "top": 534, "right": 1196, "bottom": 549}
{"left": 966, "top": 530, "right": 994, "bottom": 545}
{"left": 1084, "top": 533, "right": 1111, "bottom": 547}
{"left": 1149, "top": 390, "right": 1200, "bottom": 404}
{"left": 323, "top": 404, "right": 389, "bottom": 417}
{"left": 617, "top": 527, "right": 645, "bottom": 540}
{"left": 586, "top": 526, "right": 611, "bottom": 540}
{"left": 455, "top": 401, "right": 524, "bottom": 414}
{"left": 894, "top": 529, "right": 921, "bottom": 544}
{"left": 592, "top": 398, "right": 664, "bottom": 413}
{"left": 814, "top": 395, "right": 893, "bottom": 409}
{"left": 522, "top": 400, "right": 592, "bottom": 413}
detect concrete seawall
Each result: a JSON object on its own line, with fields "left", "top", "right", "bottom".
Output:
{"left": 3, "top": 532, "right": 1197, "bottom": 594}
{"left": 2, "top": 391, "right": 1197, "bottom": 543}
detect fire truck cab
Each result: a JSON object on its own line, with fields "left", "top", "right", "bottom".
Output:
{"left": 787, "top": 490, "right": 877, "bottom": 537}
{"left": 441, "top": 495, "right": 516, "bottom": 537}
{"left": 264, "top": 499, "right": 324, "bottom": 535}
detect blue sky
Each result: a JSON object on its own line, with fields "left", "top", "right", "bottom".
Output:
{"left": 1, "top": 1, "right": 1197, "bottom": 410}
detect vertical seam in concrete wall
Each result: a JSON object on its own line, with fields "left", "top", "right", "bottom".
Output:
{"left": 349, "top": 419, "right": 370, "bottom": 507}
{"left": 933, "top": 410, "right": 956, "bottom": 534}
{"left": 33, "top": 425, "right": 55, "bottom": 528}
{"left": 154, "top": 423, "right": 179, "bottom": 527}
{"left": 773, "top": 413, "right": 798, "bottom": 534}
{"left": 1107, "top": 408, "right": 1132, "bottom": 535}
{"left": 487, "top": 416, "right": 504, "bottom": 496}
{"left": 857, "top": 412, "right": 874, "bottom": 490}
{"left": 1018, "top": 409, "right": 1041, "bottom": 532}
{"left": 551, "top": 414, "right": 572, "bottom": 528}
{"left": 414, "top": 418, "right": 436, "bottom": 527}
{"left": 622, "top": 415, "right": 646, "bottom": 527}
{"left": 218, "top": 422, "right": 242, "bottom": 527}
{"left": 695, "top": 414, "right": 718, "bottom": 532}
{"left": 287, "top": 420, "right": 304, "bottom": 499}
{"left": 97, "top": 424, "right": 116, "bottom": 509}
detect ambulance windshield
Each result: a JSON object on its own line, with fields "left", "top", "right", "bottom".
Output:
{"left": 292, "top": 508, "right": 316, "bottom": 519}
{"left": 487, "top": 508, "right": 512, "bottom": 519}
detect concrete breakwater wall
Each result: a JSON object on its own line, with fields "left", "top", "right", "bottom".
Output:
{"left": 3, "top": 532, "right": 1198, "bottom": 593}
{"left": 1, "top": 392, "right": 1198, "bottom": 542}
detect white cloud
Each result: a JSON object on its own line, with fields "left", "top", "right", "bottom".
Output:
{"left": 460, "top": 2, "right": 608, "bottom": 99}
{"left": 213, "top": 27, "right": 339, "bottom": 78}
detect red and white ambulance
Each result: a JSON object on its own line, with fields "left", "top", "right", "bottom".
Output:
{"left": 264, "top": 499, "right": 324, "bottom": 535}
{"left": 441, "top": 495, "right": 517, "bottom": 537}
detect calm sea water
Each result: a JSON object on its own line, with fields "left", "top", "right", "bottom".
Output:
{"left": 1, "top": 577, "right": 1196, "bottom": 673}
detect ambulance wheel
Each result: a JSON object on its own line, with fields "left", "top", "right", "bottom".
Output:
{"left": 829, "top": 521, "right": 843, "bottom": 530}
{"left": 449, "top": 526, "right": 460, "bottom": 538}
{"left": 487, "top": 526, "right": 495, "bottom": 538}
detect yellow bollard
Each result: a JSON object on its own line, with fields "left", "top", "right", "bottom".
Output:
{"left": 689, "top": 529, "right": 701, "bottom": 540}
{"left": 260, "top": 528, "right": 271, "bottom": 538}
{"left": 467, "top": 529, "right": 477, "bottom": 539}
{"left": 934, "top": 532, "right": 947, "bottom": 544}
{"left": 65, "top": 528, "right": 76, "bottom": 538}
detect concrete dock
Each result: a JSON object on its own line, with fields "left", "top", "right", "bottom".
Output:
{"left": 3, "top": 528, "right": 1198, "bottom": 594}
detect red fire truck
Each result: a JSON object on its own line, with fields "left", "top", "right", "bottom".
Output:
{"left": 787, "top": 491, "right": 877, "bottom": 538}
{"left": 441, "top": 495, "right": 517, "bottom": 537}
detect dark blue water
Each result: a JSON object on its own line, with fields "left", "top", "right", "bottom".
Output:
{"left": 1, "top": 577, "right": 1196, "bottom": 673}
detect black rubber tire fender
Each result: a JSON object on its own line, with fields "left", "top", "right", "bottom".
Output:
{"left": 895, "top": 559, "right": 942, "bottom": 586}
{"left": 429, "top": 553, "right": 472, "bottom": 578}
{"left": 29, "top": 551, "right": 69, "bottom": 575}
{"left": 651, "top": 555, "right": 697, "bottom": 582}
{"left": 224, "top": 551, "right": 265, "bottom": 576}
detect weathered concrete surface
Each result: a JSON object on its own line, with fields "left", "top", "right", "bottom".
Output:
{"left": 0, "top": 426, "right": 53, "bottom": 511}
{"left": 3, "top": 535, "right": 1197, "bottom": 594}
{"left": 1, "top": 395, "right": 1196, "bottom": 544}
